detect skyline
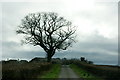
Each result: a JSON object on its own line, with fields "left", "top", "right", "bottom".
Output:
{"left": 1, "top": 0, "right": 119, "bottom": 65}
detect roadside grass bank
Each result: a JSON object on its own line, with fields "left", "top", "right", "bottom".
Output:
{"left": 70, "top": 60, "right": 119, "bottom": 80}
{"left": 70, "top": 64, "right": 103, "bottom": 80}
{"left": 39, "top": 64, "right": 61, "bottom": 78}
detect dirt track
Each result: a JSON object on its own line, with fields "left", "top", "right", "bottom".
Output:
{"left": 58, "top": 65, "right": 82, "bottom": 80}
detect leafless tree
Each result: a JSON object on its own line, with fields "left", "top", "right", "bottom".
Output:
{"left": 16, "top": 12, "right": 76, "bottom": 62}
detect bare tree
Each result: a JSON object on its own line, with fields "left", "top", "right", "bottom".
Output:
{"left": 16, "top": 12, "right": 76, "bottom": 62}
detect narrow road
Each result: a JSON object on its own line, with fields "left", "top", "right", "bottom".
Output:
{"left": 58, "top": 65, "right": 82, "bottom": 80}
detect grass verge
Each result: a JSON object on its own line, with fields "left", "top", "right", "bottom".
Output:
{"left": 38, "top": 64, "right": 61, "bottom": 78}
{"left": 70, "top": 64, "right": 104, "bottom": 80}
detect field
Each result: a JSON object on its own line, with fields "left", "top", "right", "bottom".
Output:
{"left": 2, "top": 60, "right": 53, "bottom": 80}
{"left": 70, "top": 64, "right": 103, "bottom": 80}
{"left": 1, "top": 58, "right": 120, "bottom": 80}
{"left": 70, "top": 60, "right": 120, "bottom": 80}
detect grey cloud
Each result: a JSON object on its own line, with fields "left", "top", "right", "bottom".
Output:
{"left": 2, "top": 41, "right": 45, "bottom": 60}
{"left": 1, "top": 1, "right": 118, "bottom": 65}
{"left": 71, "top": 33, "right": 118, "bottom": 54}
{"left": 74, "top": 2, "right": 118, "bottom": 29}
{"left": 2, "top": 34, "right": 118, "bottom": 65}
{"left": 2, "top": 50, "right": 46, "bottom": 61}
{"left": 2, "top": 41, "right": 19, "bottom": 47}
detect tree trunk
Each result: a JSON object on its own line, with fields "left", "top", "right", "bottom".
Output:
{"left": 47, "top": 55, "right": 52, "bottom": 62}
{"left": 46, "top": 50, "right": 55, "bottom": 62}
{"left": 47, "top": 52, "right": 52, "bottom": 62}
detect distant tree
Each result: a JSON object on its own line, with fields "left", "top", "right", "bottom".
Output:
{"left": 88, "top": 61, "right": 93, "bottom": 64}
{"left": 80, "top": 57, "right": 85, "bottom": 61}
{"left": 16, "top": 12, "right": 76, "bottom": 62}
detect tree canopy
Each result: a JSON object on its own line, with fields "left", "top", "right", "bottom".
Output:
{"left": 16, "top": 12, "right": 76, "bottom": 62}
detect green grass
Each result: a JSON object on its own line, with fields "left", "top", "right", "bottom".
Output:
{"left": 38, "top": 64, "right": 61, "bottom": 78}
{"left": 70, "top": 64, "right": 104, "bottom": 80}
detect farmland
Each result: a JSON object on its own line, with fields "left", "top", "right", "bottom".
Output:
{"left": 1, "top": 57, "right": 120, "bottom": 80}
{"left": 2, "top": 59, "right": 59, "bottom": 80}
{"left": 69, "top": 60, "right": 120, "bottom": 80}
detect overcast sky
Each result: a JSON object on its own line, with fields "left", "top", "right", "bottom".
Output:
{"left": 0, "top": 0, "right": 119, "bottom": 65}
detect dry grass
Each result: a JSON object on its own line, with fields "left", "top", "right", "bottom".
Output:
{"left": 2, "top": 61, "right": 52, "bottom": 80}
{"left": 72, "top": 61, "right": 120, "bottom": 80}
